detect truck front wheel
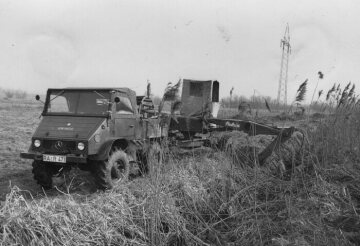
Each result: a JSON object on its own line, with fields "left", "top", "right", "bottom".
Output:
{"left": 91, "top": 149, "right": 130, "bottom": 190}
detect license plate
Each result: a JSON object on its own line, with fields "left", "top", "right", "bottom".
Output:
{"left": 43, "top": 154, "right": 66, "bottom": 163}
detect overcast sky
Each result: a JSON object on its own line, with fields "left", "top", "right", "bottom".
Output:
{"left": 0, "top": 0, "right": 359, "bottom": 101}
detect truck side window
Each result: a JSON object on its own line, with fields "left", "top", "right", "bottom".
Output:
{"left": 116, "top": 95, "right": 134, "bottom": 114}
{"left": 212, "top": 81, "right": 219, "bottom": 102}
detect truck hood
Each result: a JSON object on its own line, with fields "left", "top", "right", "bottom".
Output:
{"left": 33, "top": 116, "right": 106, "bottom": 140}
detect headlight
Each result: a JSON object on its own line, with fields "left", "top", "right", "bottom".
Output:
{"left": 34, "top": 139, "right": 41, "bottom": 148}
{"left": 77, "top": 142, "right": 85, "bottom": 151}
{"left": 94, "top": 134, "right": 101, "bottom": 143}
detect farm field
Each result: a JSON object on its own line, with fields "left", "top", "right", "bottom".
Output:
{"left": 1, "top": 97, "right": 360, "bottom": 245}
{"left": 0, "top": 99, "right": 43, "bottom": 200}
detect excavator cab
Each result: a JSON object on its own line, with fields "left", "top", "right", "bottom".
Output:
{"left": 180, "top": 79, "right": 220, "bottom": 118}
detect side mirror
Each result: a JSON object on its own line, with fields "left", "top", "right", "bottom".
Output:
{"left": 35, "top": 94, "right": 45, "bottom": 104}
{"left": 114, "top": 97, "right": 120, "bottom": 103}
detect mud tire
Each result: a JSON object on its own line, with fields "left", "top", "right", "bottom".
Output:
{"left": 32, "top": 160, "right": 61, "bottom": 189}
{"left": 92, "top": 150, "right": 130, "bottom": 190}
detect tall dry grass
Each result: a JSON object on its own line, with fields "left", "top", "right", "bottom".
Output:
{"left": 2, "top": 124, "right": 360, "bottom": 245}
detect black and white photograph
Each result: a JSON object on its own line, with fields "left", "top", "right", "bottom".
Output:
{"left": 1, "top": 0, "right": 360, "bottom": 245}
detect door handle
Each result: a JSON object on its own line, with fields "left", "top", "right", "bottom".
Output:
{"left": 129, "top": 125, "right": 134, "bottom": 128}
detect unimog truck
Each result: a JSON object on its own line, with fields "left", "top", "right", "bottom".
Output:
{"left": 20, "top": 87, "right": 166, "bottom": 189}
{"left": 21, "top": 80, "right": 297, "bottom": 190}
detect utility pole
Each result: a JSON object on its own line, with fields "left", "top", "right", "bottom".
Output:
{"left": 277, "top": 24, "right": 291, "bottom": 105}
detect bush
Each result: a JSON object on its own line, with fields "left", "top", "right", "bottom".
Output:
{"left": 4, "top": 90, "right": 14, "bottom": 99}
{"left": 3, "top": 89, "right": 27, "bottom": 99}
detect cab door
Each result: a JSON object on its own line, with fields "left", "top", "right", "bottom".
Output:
{"left": 113, "top": 92, "right": 136, "bottom": 139}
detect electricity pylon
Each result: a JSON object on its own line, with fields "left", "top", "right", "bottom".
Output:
{"left": 277, "top": 24, "right": 291, "bottom": 105}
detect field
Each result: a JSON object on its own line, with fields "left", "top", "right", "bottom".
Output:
{"left": 1, "top": 97, "right": 360, "bottom": 245}
{"left": 0, "top": 99, "right": 43, "bottom": 200}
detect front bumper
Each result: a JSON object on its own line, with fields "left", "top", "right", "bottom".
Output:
{"left": 20, "top": 152, "right": 87, "bottom": 164}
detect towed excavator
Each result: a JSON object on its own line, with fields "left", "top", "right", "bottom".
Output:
{"left": 20, "top": 79, "right": 298, "bottom": 189}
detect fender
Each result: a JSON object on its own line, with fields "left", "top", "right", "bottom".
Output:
{"left": 88, "top": 139, "right": 115, "bottom": 161}
{"left": 89, "top": 138, "right": 132, "bottom": 161}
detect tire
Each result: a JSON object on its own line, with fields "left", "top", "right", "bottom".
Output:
{"left": 91, "top": 149, "right": 130, "bottom": 190}
{"left": 32, "top": 160, "right": 61, "bottom": 189}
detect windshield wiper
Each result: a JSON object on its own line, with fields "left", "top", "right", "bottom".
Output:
{"left": 93, "top": 90, "right": 106, "bottom": 98}
{"left": 50, "top": 90, "right": 65, "bottom": 102}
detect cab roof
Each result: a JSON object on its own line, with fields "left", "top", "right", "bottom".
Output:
{"left": 47, "top": 87, "right": 135, "bottom": 94}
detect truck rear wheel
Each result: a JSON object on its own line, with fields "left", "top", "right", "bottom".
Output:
{"left": 32, "top": 160, "right": 61, "bottom": 189}
{"left": 92, "top": 149, "right": 130, "bottom": 190}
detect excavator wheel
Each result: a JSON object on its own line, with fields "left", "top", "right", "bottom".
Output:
{"left": 91, "top": 149, "right": 130, "bottom": 190}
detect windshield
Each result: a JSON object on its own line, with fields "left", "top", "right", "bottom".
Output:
{"left": 46, "top": 91, "right": 111, "bottom": 115}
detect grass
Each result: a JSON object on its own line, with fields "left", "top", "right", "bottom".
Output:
{"left": 1, "top": 95, "right": 360, "bottom": 245}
